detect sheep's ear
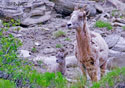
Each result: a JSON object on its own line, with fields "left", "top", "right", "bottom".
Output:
{"left": 80, "top": 5, "right": 87, "bottom": 12}
{"left": 86, "top": 10, "right": 90, "bottom": 17}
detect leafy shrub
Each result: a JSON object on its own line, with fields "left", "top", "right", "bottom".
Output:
{"left": 53, "top": 30, "right": 66, "bottom": 38}
{"left": 0, "top": 79, "right": 16, "bottom": 88}
{"left": 91, "top": 67, "right": 125, "bottom": 88}
{"left": 0, "top": 19, "right": 67, "bottom": 88}
{"left": 95, "top": 20, "right": 112, "bottom": 30}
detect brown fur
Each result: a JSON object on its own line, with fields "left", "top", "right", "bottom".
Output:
{"left": 68, "top": 6, "right": 109, "bottom": 82}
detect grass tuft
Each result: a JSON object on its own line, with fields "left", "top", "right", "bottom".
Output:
{"left": 95, "top": 20, "right": 112, "bottom": 30}
{"left": 53, "top": 30, "right": 66, "bottom": 38}
{"left": 56, "top": 44, "right": 62, "bottom": 48}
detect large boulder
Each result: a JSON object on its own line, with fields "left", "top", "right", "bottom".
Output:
{"left": 104, "top": 0, "right": 125, "bottom": 15}
{"left": 0, "top": 0, "right": 54, "bottom": 26}
{"left": 105, "top": 35, "right": 125, "bottom": 68}
{"left": 53, "top": 0, "right": 103, "bottom": 17}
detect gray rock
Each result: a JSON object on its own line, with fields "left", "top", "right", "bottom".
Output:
{"left": 20, "top": 50, "right": 31, "bottom": 58}
{"left": 0, "top": 0, "right": 54, "bottom": 25}
{"left": 0, "top": 74, "right": 3, "bottom": 78}
{"left": 104, "top": 34, "right": 120, "bottom": 49}
{"left": 66, "top": 56, "right": 78, "bottom": 68}
{"left": 108, "top": 36, "right": 125, "bottom": 68}
{"left": 21, "top": 11, "right": 51, "bottom": 26}
{"left": 112, "top": 22, "right": 125, "bottom": 27}
{"left": 53, "top": 0, "right": 97, "bottom": 17}
{"left": 108, "top": 50, "right": 125, "bottom": 68}
{"left": 42, "top": 47, "right": 56, "bottom": 55}
{"left": 3, "top": 73, "right": 9, "bottom": 79}
{"left": 112, "top": 37, "right": 125, "bottom": 52}
{"left": 94, "top": 4, "right": 104, "bottom": 13}
{"left": 30, "top": 6, "right": 46, "bottom": 16}
{"left": 0, "top": 19, "right": 2, "bottom": 27}
{"left": 104, "top": 0, "right": 125, "bottom": 15}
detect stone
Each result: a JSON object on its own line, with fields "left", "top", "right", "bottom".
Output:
{"left": 112, "top": 22, "right": 125, "bottom": 27}
{"left": 104, "top": 34, "right": 120, "bottom": 49}
{"left": 113, "top": 18, "right": 125, "bottom": 24}
{"left": 0, "top": 10, "right": 5, "bottom": 20}
{"left": 0, "top": 0, "right": 54, "bottom": 25}
{"left": 108, "top": 37, "right": 125, "bottom": 68}
{"left": 108, "top": 50, "right": 125, "bottom": 68}
{"left": 34, "top": 42, "right": 40, "bottom": 46}
{"left": 105, "top": 0, "right": 125, "bottom": 14}
{"left": 66, "top": 56, "right": 78, "bottom": 68}
{"left": 53, "top": 0, "right": 97, "bottom": 17}
{"left": 112, "top": 37, "right": 125, "bottom": 52}
{"left": 0, "top": 74, "right": 3, "bottom": 78}
{"left": 3, "top": 73, "right": 9, "bottom": 79}
{"left": 21, "top": 11, "right": 51, "bottom": 26}
{"left": 20, "top": 50, "right": 31, "bottom": 58}
{"left": 43, "top": 48, "right": 56, "bottom": 55}
{"left": 0, "top": 19, "right": 2, "bottom": 27}
{"left": 94, "top": 4, "right": 104, "bottom": 13}
{"left": 30, "top": 6, "right": 46, "bottom": 16}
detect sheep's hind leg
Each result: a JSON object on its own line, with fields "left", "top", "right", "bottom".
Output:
{"left": 100, "top": 61, "right": 107, "bottom": 77}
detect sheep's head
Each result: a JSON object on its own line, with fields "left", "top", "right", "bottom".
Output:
{"left": 67, "top": 5, "right": 89, "bottom": 30}
{"left": 56, "top": 49, "right": 68, "bottom": 64}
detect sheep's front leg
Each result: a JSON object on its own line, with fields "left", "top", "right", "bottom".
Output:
{"left": 75, "top": 50, "right": 87, "bottom": 80}
{"left": 85, "top": 58, "right": 100, "bottom": 82}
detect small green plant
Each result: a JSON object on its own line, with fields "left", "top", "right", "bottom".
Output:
{"left": 95, "top": 20, "right": 112, "bottom": 30}
{"left": 64, "top": 38, "right": 71, "bottom": 41}
{"left": 122, "top": 26, "right": 125, "bottom": 30}
{"left": 14, "top": 27, "right": 21, "bottom": 33}
{"left": 31, "top": 47, "right": 37, "bottom": 53}
{"left": 54, "top": 30, "right": 66, "bottom": 38}
{"left": 112, "top": 10, "right": 120, "bottom": 17}
{"left": 56, "top": 44, "right": 62, "bottom": 48}
{"left": 37, "top": 60, "right": 43, "bottom": 65}
{"left": 0, "top": 79, "right": 16, "bottom": 88}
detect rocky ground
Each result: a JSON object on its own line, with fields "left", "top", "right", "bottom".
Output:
{"left": 0, "top": 0, "right": 125, "bottom": 84}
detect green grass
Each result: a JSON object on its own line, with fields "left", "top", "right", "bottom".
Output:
{"left": 0, "top": 79, "right": 16, "bottom": 88}
{"left": 53, "top": 30, "right": 66, "bottom": 38}
{"left": 56, "top": 44, "right": 62, "bottom": 48}
{"left": 95, "top": 20, "right": 112, "bottom": 30}
{"left": 31, "top": 47, "right": 37, "bottom": 53}
{"left": 91, "top": 67, "right": 125, "bottom": 88}
{"left": 64, "top": 38, "right": 71, "bottom": 41}
{"left": 70, "top": 75, "right": 86, "bottom": 88}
